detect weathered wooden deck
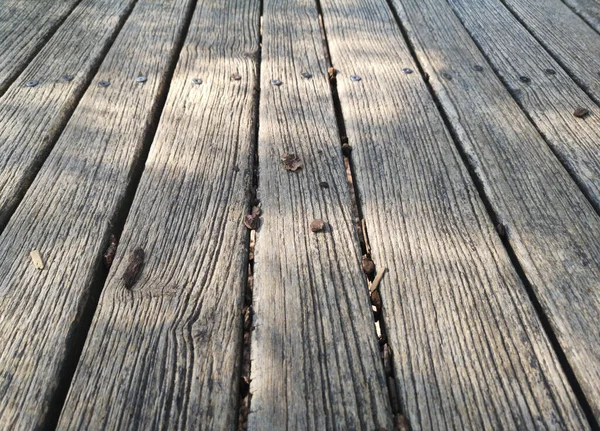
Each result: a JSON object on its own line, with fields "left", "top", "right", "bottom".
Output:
{"left": 1, "top": 0, "right": 600, "bottom": 429}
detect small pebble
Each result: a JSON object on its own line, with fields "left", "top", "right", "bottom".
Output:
{"left": 310, "top": 219, "right": 327, "bottom": 233}
{"left": 573, "top": 107, "right": 590, "bottom": 118}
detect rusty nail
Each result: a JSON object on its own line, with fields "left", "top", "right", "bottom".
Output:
{"left": 271, "top": 79, "right": 282, "bottom": 86}
{"left": 98, "top": 80, "right": 110, "bottom": 88}
{"left": 301, "top": 72, "right": 312, "bottom": 79}
{"left": 441, "top": 72, "right": 452, "bottom": 80}
{"left": 350, "top": 75, "right": 361, "bottom": 81}
{"left": 402, "top": 67, "right": 413, "bottom": 74}
{"left": 136, "top": 75, "right": 147, "bottom": 83}
{"left": 519, "top": 76, "right": 530, "bottom": 83}
{"left": 192, "top": 78, "right": 202, "bottom": 85}
{"left": 62, "top": 75, "right": 74, "bottom": 82}
{"left": 544, "top": 68, "right": 556, "bottom": 75}
{"left": 472, "top": 65, "right": 483, "bottom": 72}
{"left": 25, "top": 80, "right": 39, "bottom": 87}
{"left": 573, "top": 107, "right": 590, "bottom": 118}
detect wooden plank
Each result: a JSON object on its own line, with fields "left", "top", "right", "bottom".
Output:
{"left": 561, "top": 0, "right": 600, "bottom": 32}
{"left": 248, "top": 0, "right": 393, "bottom": 428}
{"left": 0, "top": 0, "right": 194, "bottom": 428}
{"left": 446, "top": 0, "right": 600, "bottom": 213}
{"left": 499, "top": 0, "right": 600, "bottom": 103}
{"left": 389, "top": 0, "right": 600, "bottom": 421}
{"left": 319, "top": 0, "right": 590, "bottom": 429}
{"left": 0, "top": 0, "right": 137, "bottom": 230}
{"left": 0, "top": 0, "right": 81, "bottom": 93}
{"left": 57, "top": 0, "right": 260, "bottom": 429}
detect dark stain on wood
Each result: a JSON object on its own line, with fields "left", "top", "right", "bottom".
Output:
{"left": 123, "top": 248, "right": 145, "bottom": 289}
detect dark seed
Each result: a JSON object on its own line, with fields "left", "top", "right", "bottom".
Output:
{"left": 301, "top": 72, "right": 312, "bottom": 79}
{"left": 319, "top": 181, "right": 329, "bottom": 189}
{"left": 26, "top": 80, "right": 39, "bottom": 87}
{"left": 192, "top": 78, "right": 202, "bottom": 85}
{"left": 472, "top": 65, "right": 483, "bottom": 72}
{"left": 573, "top": 107, "right": 590, "bottom": 118}
{"left": 544, "top": 68, "right": 556, "bottom": 75}
{"left": 402, "top": 67, "right": 413, "bottom": 74}
{"left": 231, "top": 73, "right": 242, "bottom": 81}
{"left": 98, "top": 80, "right": 110, "bottom": 88}
{"left": 310, "top": 219, "right": 327, "bottom": 233}
{"left": 341, "top": 143, "right": 352, "bottom": 156}
{"left": 271, "top": 79, "right": 282, "bottom": 86}
{"left": 519, "top": 76, "right": 530, "bottom": 83}
{"left": 123, "top": 248, "right": 145, "bottom": 289}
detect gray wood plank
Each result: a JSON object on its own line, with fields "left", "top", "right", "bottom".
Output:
{"left": 248, "top": 0, "right": 393, "bottom": 428}
{"left": 0, "top": 0, "right": 80, "bottom": 93}
{"left": 390, "top": 0, "right": 600, "bottom": 421}
{"left": 499, "top": 0, "right": 600, "bottom": 103}
{"left": 561, "top": 0, "right": 600, "bottom": 32}
{"left": 446, "top": 0, "right": 600, "bottom": 222}
{"left": 0, "top": 0, "right": 137, "bottom": 230}
{"left": 319, "top": 0, "right": 590, "bottom": 429}
{"left": 57, "top": 0, "right": 260, "bottom": 429}
{"left": 0, "top": 0, "right": 194, "bottom": 427}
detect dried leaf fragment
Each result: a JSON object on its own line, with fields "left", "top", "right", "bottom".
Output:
{"left": 573, "top": 107, "right": 590, "bottom": 118}
{"left": 123, "top": 248, "right": 145, "bottom": 289}
{"left": 244, "top": 206, "right": 262, "bottom": 230}
{"left": 328, "top": 67, "right": 337, "bottom": 81}
{"left": 281, "top": 153, "right": 302, "bottom": 172}
{"left": 104, "top": 234, "right": 118, "bottom": 269}
{"left": 30, "top": 250, "right": 44, "bottom": 270}
{"left": 362, "top": 255, "right": 375, "bottom": 277}
{"left": 310, "top": 219, "right": 327, "bottom": 233}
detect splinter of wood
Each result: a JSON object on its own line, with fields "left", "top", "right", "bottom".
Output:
{"left": 123, "top": 248, "right": 145, "bottom": 289}
{"left": 30, "top": 250, "right": 44, "bottom": 270}
{"left": 369, "top": 267, "right": 387, "bottom": 293}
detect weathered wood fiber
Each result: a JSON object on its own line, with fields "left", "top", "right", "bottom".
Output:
{"left": 248, "top": 0, "right": 393, "bottom": 429}
{"left": 319, "top": 0, "right": 589, "bottom": 429}
{"left": 561, "top": 0, "right": 600, "bottom": 32}
{"left": 500, "top": 0, "right": 600, "bottom": 103}
{"left": 57, "top": 0, "right": 260, "bottom": 429}
{"left": 0, "top": 0, "right": 80, "bottom": 93}
{"left": 0, "top": 0, "right": 136, "bottom": 231}
{"left": 447, "top": 0, "right": 600, "bottom": 215}
{"left": 390, "top": 0, "right": 600, "bottom": 421}
{"left": 0, "top": 0, "right": 194, "bottom": 428}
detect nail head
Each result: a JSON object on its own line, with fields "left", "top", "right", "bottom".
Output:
{"left": 98, "top": 80, "right": 110, "bottom": 88}
{"left": 519, "top": 76, "right": 531, "bottom": 83}
{"left": 301, "top": 72, "right": 312, "bottom": 79}
{"left": 271, "top": 79, "right": 282, "bottom": 86}
{"left": 25, "top": 80, "right": 39, "bottom": 87}
{"left": 544, "top": 68, "right": 556, "bottom": 75}
{"left": 472, "top": 65, "right": 483, "bottom": 72}
{"left": 441, "top": 72, "right": 452, "bottom": 80}
{"left": 62, "top": 75, "right": 74, "bottom": 82}
{"left": 136, "top": 75, "right": 147, "bottom": 83}
{"left": 192, "top": 78, "right": 202, "bottom": 85}
{"left": 350, "top": 75, "right": 361, "bottom": 81}
{"left": 402, "top": 68, "right": 413, "bottom": 74}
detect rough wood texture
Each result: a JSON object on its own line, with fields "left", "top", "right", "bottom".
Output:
{"left": 390, "top": 0, "right": 600, "bottom": 421}
{"left": 0, "top": 0, "right": 193, "bottom": 427}
{"left": 57, "top": 0, "right": 260, "bottom": 429}
{"left": 319, "top": 0, "right": 589, "bottom": 429}
{"left": 0, "top": 0, "right": 80, "bottom": 93}
{"left": 499, "top": 0, "right": 600, "bottom": 103}
{"left": 447, "top": 0, "right": 600, "bottom": 216}
{"left": 561, "top": 0, "right": 600, "bottom": 32}
{"left": 248, "top": 0, "right": 393, "bottom": 428}
{"left": 0, "top": 0, "right": 136, "bottom": 231}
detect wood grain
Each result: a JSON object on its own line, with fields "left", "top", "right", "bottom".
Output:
{"left": 0, "top": 0, "right": 194, "bottom": 427}
{"left": 319, "top": 0, "right": 589, "bottom": 429}
{"left": 390, "top": 0, "right": 600, "bottom": 421}
{"left": 446, "top": 0, "right": 600, "bottom": 214}
{"left": 248, "top": 0, "right": 393, "bottom": 428}
{"left": 499, "top": 0, "right": 600, "bottom": 103}
{"left": 57, "top": 0, "right": 260, "bottom": 428}
{"left": 0, "top": 0, "right": 80, "bottom": 93}
{"left": 561, "top": 0, "right": 600, "bottom": 32}
{"left": 0, "top": 0, "right": 136, "bottom": 230}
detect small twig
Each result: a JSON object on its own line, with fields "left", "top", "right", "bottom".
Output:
{"left": 361, "top": 218, "right": 371, "bottom": 254}
{"left": 369, "top": 267, "right": 387, "bottom": 293}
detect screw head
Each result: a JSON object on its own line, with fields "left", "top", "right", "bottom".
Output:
{"left": 62, "top": 75, "right": 74, "bottom": 82}
{"left": 472, "top": 65, "right": 484, "bottom": 72}
{"left": 98, "top": 80, "right": 110, "bottom": 88}
{"left": 25, "top": 80, "right": 39, "bottom": 87}
{"left": 350, "top": 75, "right": 361, "bottom": 81}
{"left": 136, "top": 75, "right": 147, "bottom": 83}
{"left": 192, "top": 78, "right": 202, "bottom": 85}
{"left": 402, "top": 68, "right": 413, "bottom": 74}
{"left": 301, "top": 72, "right": 312, "bottom": 79}
{"left": 271, "top": 79, "right": 282, "bottom": 86}
{"left": 519, "top": 76, "right": 531, "bottom": 83}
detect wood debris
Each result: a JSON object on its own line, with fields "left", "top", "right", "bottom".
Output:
{"left": 103, "top": 234, "right": 118, "bottom": 269}
{"left": 29, "top": 250, "right": 44, "bottom": 270}
{"left": 280, "top": 153, "right": 302, "bottom": 171}
{"left": 244, "top": 206, "right": 262, "bottom": 230}
{"left": 123, "top": 248, "right": 145, "bottom": 289}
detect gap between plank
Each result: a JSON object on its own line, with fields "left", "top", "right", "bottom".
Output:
{"left": 238, "top": 2, "right": 264, "bottom": 429}
{"left": 41, "top": 1, "right": 199, "bottom": 428}
{"left": 444, "top": 1, "right": 600, "bottom": 218}
{"left": 0, "top": 0, "right": 140, "bottom": 238}
{"left": 558, "top": 0, "right": 600, "bottom": 37}
{"left": 383, "top": 0, "right": 600, "bottom": 428}
{"left": 0, "top": 0, "right": 84, "bottom": 97}
{"left": 315, "top": 0, "right": 408, "bottom": 427}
